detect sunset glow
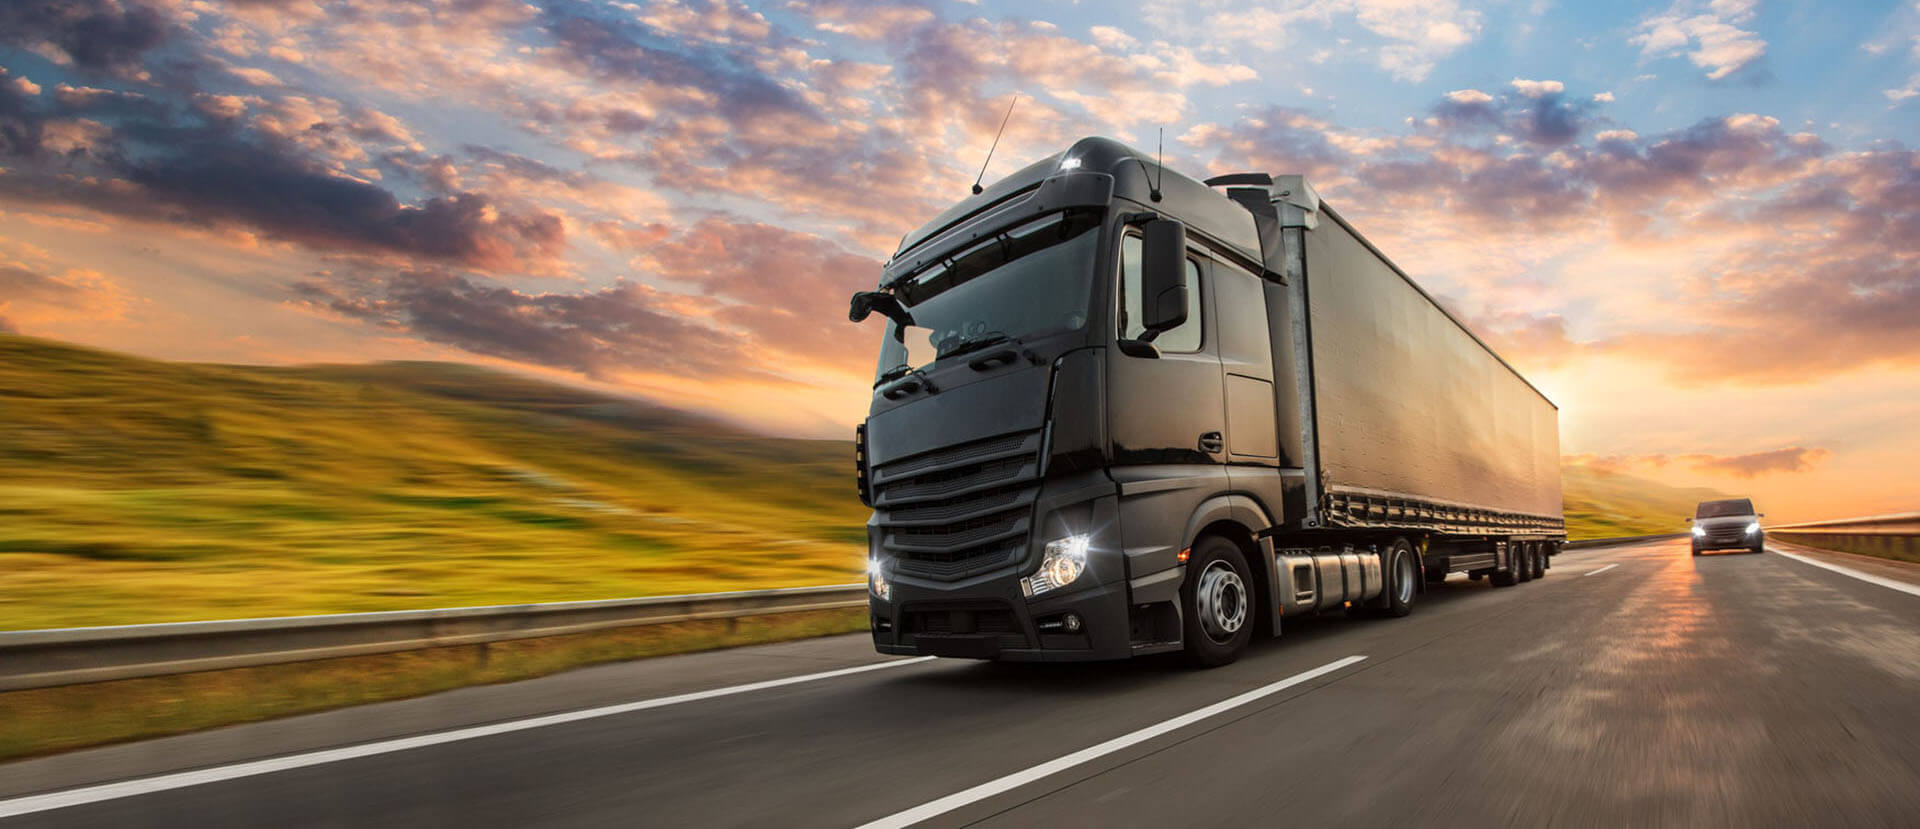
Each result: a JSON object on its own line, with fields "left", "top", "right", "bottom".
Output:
{"left": 3, "top": 0, "right": 1917, "bottom": 522}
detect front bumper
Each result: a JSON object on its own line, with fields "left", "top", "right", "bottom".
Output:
{"left": 870, "top": 574, "right": 1134, "bottom": 661}
{"left": 1695, "top": 532, "right": 1762, "bottom": 550}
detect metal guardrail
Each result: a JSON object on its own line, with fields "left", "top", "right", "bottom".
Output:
{"left": 0, "top": 584, "right": 866, "bottom": 692}
{"left": 1769, "top": 512, "right": 1920, "bottom": 532}
{"left": 1766, "top": 512, "right": 1920, "bottom": 565}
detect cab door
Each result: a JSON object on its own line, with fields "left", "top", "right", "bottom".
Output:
{"left": 1107, "top": 230, "right": 1227, "bottom": 592}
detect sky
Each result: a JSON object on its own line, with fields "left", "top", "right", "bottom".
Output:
{"left": 0, "top": 0, "right": 1916, "bottom": 522}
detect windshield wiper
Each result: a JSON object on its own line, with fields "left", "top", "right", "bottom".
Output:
{"left": 936, "top": 332, "right": 1012, "bottom": 361}
{"left": 877, "top": 362, "right": 915, "bottom": 384}
{"left": 875, "top": 362, "right": 939, "bottom": 394}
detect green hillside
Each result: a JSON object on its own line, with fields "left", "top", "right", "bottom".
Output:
{"left": 1562, "top": 463, "right": 1728, "bottom": 540}
{"left": 0, "top": 334, "right": 1719, "bottom": 629}
{"left": 0, "top": 335, "right": 868, "bottom": 630}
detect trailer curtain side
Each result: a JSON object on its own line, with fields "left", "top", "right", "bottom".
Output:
{"left": 1302, "top": 207, "right": 1563, "bottom": 526}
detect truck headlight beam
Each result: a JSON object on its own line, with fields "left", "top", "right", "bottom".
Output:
{"left": 1022, "top": 534, "right": 1090, "bottom": 597}
{"left": 869, "top": 557, "right": 891, "bottom": 602}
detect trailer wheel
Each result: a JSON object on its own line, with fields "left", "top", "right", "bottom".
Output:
{"left": 1378, "top": 537, "right": 1417, "bottom": 617}
{"left": 1529, "top": 543, "right": 1546, "bottom": 580}
{"left": 1181, "top": 535, "right": 1254, "bottom": 668}
{"left": 1516, "top": 543, "right": 1534, "bottom": 583}
{"left": 1490, "top": 546, "right": 1520, "bottom": 587}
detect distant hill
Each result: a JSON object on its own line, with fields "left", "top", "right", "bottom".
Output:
{"left": 1562, "top": 463, "right": 1729, "bottom": 540}
{"left": 0, "top": 335, "right": 867, "bottom": 629}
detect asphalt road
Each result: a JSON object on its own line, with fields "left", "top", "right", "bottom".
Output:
{"left": 5, "top": 538, "right": 1919, "bottom": 827}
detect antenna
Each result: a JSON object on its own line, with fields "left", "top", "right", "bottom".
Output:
{"left": 1154, "top": 127, "right": 1165, "bottom": 202}
{"left": 972, "top": 95, "right": 1018, "bottom": 195}
{"left": 1134, "top": 127, "right": 1165, "bottom": 202}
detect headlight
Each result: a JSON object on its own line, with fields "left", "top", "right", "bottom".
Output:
{"left": 1746, "top": 522, "right": 1762, "bottom": 535}
{"left": 1691, "top": 525, "right": 1706, "bottom": 537}
{"left": 1022, "top": 534, "right": 1089, "bottom": 597}
{"left": 868, "top": 557, "right": 891, "bottom": 602}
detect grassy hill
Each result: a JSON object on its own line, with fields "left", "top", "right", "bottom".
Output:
{"left": 0, "top": 334, "right": 1719, "bottom": 629}
{"left": 0, "top": 335, "right": 868, "bottom": 629}
{"left": 1562, "top": 463, "right": 1728, "bottom": 540}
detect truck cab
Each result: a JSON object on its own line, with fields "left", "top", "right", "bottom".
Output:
{"left": 853, "top": 137, "right": 1564, "bottom": 666}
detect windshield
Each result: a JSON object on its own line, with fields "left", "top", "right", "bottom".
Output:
{"left": 1696, "top": 499, "right": 1756, "bottom": 518}
{"left": 875, "top": 210, "right": 1099, "bottom": 382}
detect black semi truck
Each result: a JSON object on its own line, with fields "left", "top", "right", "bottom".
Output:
{"left": 851, "top": 137, "right": 1564, "bottom": 666}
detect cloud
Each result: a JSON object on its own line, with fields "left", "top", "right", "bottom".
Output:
{"left": 1565, "top": 445, "right": 1832, "bottom": 479}
{"left": 629, "top": 215, "right": 886, "bottom": 368}
{"left": 1683, "top": 446, "right": 1831, "bottom": 478}
{"left": 0, "top": 49, "right": 565, "bottom": 273}
{"left": 1510, "top": 78, "right": 1564, "bottom": 98}
{"left": 1631, "top": 0, "right": 1768, "bottom": 81}
{"left": 290, "top": 269, "right": 762, "bottom": 381}
{"left": 288, "top": 215, "right": 887, "bottom": 383}
{"left": 0, "top": 263, "right": 127, "bottom": 326}
{"left": 0, "top": 0, "right": 170, "bottom": 76}
{"left": 1423, "top": 81, "right": 1595, "bottom": 147}
{"left": 1185, "top": 94, "right": 1917, "bottom": 387}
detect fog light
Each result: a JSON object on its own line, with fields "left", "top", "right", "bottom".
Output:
{"left": 1063, "top": 613, "right": 1082, "bottom": 633}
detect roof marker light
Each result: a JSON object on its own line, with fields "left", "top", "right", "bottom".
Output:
{"left": 1059, "top": 156, "right": 1082, "bottom": 171}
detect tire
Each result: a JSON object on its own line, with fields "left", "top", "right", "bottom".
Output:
{"left": 1181, "top": 535, "right": 1255, "bottom": 668}
{"left": 1491, "top": 545, "right": 1520, "bottom": 587}
{"left": 1530, "top": 543, "right": 1546, "bottom": 580}
{"left": 1750, "top": 543, "right": 1763, "bottom": 554}
{"left": 1515, "top": 542, "right": 1534, "bottom": 583}
{"left": 1691, "top": 544, "right": 1702, "bottom": 557}
{"left": 1377, "top": 537, "right": 1417, "bottom": 618}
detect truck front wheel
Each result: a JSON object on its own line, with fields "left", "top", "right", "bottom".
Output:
{"left": 1182, "top": 536, "right": 1254, "bottom": 668}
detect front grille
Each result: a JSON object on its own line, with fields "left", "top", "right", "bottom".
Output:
{"left": 872, "top": 430, "right": 1043, "bottom": 582}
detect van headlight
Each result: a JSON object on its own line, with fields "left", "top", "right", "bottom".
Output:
{"left": 1691, "top": 525, "right": 1706, "bottom": 537}
{"left": 1022, "top": 534, "right": 1089, "bottom": 597}
{"left": 1746, "top": 522, "right": 1761, "bottom": 535}
{"left": 868, "top": 557, "right": 891, "bottom": 602}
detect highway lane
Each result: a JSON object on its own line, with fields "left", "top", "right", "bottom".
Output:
{"left": 3, "top": 538, "right": 1917, "bottom": 827}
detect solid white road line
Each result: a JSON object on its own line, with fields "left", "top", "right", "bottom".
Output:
{"left": 0, "top": 656, "right": 937, "bottom": 819}
{"left": 1583, "top": 564, "right": 1619, "bottom": 577}
{"left": 856, "top": 655, "right": 1368, "bottom": 829}
{"left": 1770, "top": 546, "right": 1920, "bottom": 598}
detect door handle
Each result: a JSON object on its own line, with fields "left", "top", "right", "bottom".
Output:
{"left": 1198, "top": 432, "right": 1224, "bottom": 453}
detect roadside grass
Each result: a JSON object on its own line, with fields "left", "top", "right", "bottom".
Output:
{"left": 0, "top": 607, "right": 867, "bottom": 762}
{"left": 0, "top": 335, "right": 867, "bottom": 630}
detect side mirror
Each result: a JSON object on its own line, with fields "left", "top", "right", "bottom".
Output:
{"left": 849, "top": 291, "right": 914, "bottom": 330}
{"left": 1137, "top": 218, "right": 1188, "bottom": 339}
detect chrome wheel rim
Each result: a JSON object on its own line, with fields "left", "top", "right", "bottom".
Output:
{"left": 1196, "top": 560, "right": 1247, "bottom": 642}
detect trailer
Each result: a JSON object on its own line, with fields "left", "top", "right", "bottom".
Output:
{"left": 851, "top": 137, "right": 1564, "bottom": 666}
